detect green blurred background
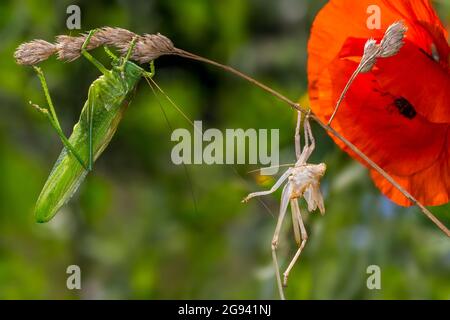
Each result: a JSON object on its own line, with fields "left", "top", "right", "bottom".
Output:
{"left": 0, "top": 0, "right": 449, "bottom": 299}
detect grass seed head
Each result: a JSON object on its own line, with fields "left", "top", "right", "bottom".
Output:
{"left": 15, "top": 28, "right": 175, "bottom": 65}
{"left": 380, "top": 21, "right": 407, "bottom": 58}
{"left": 360, "top": 39, "right": 380, "bottom": 73}
{"left": 14, "top": 40, "right": 57, "bottom": 65}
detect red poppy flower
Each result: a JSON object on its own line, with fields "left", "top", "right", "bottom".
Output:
{"left": 307, "top": 0, "right": 450, "bottom": 206}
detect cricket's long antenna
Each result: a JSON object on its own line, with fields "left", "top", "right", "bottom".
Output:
{"left": 231, "top": 166, "right": 275, "bottom": 218}
{"left": 145, "top": 76, "right": 197, "bottom": 130}
{"left": 144, "top": 75, "right": 199, "bottom": 215}
{"left": 143, "top": 74, "right": 276, "bottom": 219}
{"left": 247, "top": 163, "right": 296, "bottom": 174}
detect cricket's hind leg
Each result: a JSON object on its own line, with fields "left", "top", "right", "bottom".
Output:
{"left": 79, "top": 29, "right": 114, "bottom": 170}
{"left": 295, "top": 111, "right": 302, "bottom": 160}
{"left": 283, "top": 199, "right": 308, "bottom": 287}
{"left": 296, "top": 113, "right": 316, "bottom": 165}
{"left": 271, "top": 182, "right": 294, "bottom": 300}
{"left": 30, "top": 66, "right": 88, "bottom": 170}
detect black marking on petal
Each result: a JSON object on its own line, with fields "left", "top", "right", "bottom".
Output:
{"left": 394, "top": 97, "right": 417, "bottom": 119}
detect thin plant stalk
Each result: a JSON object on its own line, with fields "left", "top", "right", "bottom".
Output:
{"left": 172, "top": 48, "right": 450, "bottom": 238}
{"left": 15, "top": 28, "right": 449, "bottom": 237}
{"left": 327, "top": 52, "right": 378, "bottom": 126}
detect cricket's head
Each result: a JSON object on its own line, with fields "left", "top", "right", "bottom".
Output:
{"left": 111, "top": 60, "right": 146, "bottom": 85}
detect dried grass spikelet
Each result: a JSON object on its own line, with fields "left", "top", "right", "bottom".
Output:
{"left": 95, "top": 27, "right": 137, "bottom": 46}
{"left": 15, "top": 27, "right": 176, "bottom": 65}
{"left": 84, "top": 30, "right": 175, "bottom": 63}
{"left": 14, "top": 40, "right": 57, "bottom": 65}
{"left": 132, "top": 33, "right": 175, "bottom": 63}
{"left": 54, "top": 28, "right": 174, "bottom": 64}
{"left": 379, "top": 21, "right": 408, "bottom": 58}
{"left": 90, "top": 30, "right": 175, "bottom": 63}
{"left": 328, "top": 21, "right": 407, "bottom": 125}
{"left": 55, "top": 35, "right": 87, "bottom": 62}
{"left": 55, "top": 31, "right": 108, "bottom": 62}
{"left": 360, "top": 21, "right": 407, "bottom": 73}
{"left": 55, "top": 28, "right": 137, "bottom": 62}
{"left": 360, "top": 39, "right": 380, "bottom": 73}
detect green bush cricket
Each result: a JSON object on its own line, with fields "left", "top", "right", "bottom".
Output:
{"left": 20, "top": 30, "right": 156, "bottom": 223}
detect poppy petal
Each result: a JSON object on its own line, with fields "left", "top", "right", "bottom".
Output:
{"left": 337, "top": 37, "right": 450, "bottom": 123}
{"left": 375, "top": 42, "right": 450, "bottom": 123}
{"left": 308, "top": 0, "right": 450, "bottom": 206}
{"left": 307, "top": 0, "right": 448, "bottom": 84}
{"left": 370, "top": 131, "right": 450, "bottom": 206}
{"left": 310, "top": 57, "right": 448, "bottom": 176}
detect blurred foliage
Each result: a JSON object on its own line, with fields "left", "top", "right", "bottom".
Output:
{"left": 0, "top": 0, "right": 449, "bottom": 299}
